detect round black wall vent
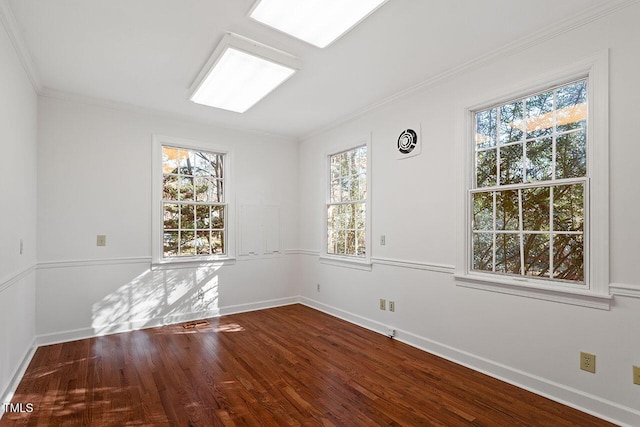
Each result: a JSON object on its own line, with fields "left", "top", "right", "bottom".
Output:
{"left": 397, "top": 129, "right": 418, "bottom": 154}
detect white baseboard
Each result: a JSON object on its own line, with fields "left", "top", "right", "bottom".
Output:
{"left": 0, "top": 337, "right": 37, "bottom": 420}
{"left": 298, "top": 296, "right": 640, "bottom": 427}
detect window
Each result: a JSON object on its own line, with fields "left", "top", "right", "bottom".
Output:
{"left": 326, "top": 145, "right": 367, "bottom": 257}
{"left": 471, "top": 79, "right": 588, "bottom": 286}
{"left": 152, "top": 136, "right": 232, "bottom": 264}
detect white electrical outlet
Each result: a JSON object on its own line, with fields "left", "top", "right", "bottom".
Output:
{"left": 97, "top": 235, "right": 107, "bottom": 246}
{"left": 380, "top": 235, "right": 386, "bottom": 245}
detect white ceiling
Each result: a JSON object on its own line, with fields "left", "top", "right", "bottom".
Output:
{"left": 7, "top": 0, "right": 615, "bottom": 138}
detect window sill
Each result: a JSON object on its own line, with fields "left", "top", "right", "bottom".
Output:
{"left": 454, "top": 273, "right": 612, "bottom": 310}
{"left": 151, "top": 257, "right": 236, "bottom": 270}
{"left": 319, "top": 255, "right": 372, "bottom": 271}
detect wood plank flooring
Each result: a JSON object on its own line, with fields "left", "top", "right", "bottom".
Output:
{"left": 1, "top": 304, "right": 615, "bottom": 426}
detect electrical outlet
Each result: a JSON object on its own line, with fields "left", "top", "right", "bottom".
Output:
{"left": 380, "top": 235, "right": 386, "bottom": 245}
{"left": 633, "top": 366, "right": 640, "bottom": 385}
{"left": 580, "top": 352, "right": 596, "bottom": 373}
{"left": 317, "top": 283, "right": 320, "bottom": 292}
{"left": 96, "top": 235, "right": 106, "bottom": 246}
{"left": 379, "top": 299, "right": 386, "bottom": 310}
{"left": 389, "top": 301, "right": 395, "bottom": 312}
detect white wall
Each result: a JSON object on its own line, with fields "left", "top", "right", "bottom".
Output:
{"left": 0, "top": 13, "right": 38, "bottom": 409}
{"left": 298, "top": 4, "right": 640, "bottom": 425}
{"left": 36, "top": 96, "right": 300, "bottom": 341}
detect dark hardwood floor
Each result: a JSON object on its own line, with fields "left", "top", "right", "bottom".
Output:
{"left": 1, "top": 304, "right": 615, "bottom": 426}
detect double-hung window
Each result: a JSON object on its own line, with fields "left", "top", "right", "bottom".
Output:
{"left": 326, "top": 145, "right": 367, "bottom": 258}
{"left": 457, "top": 53, "right": 611, "bottom": 309}
{"left": 161, "top": 146, "right": 226, "bottom": 257}
{"left": 471, "top": 79, "right": 588, "bottom": 285}
{"left": 152, "top": 136, "right": 232, "bottom": 264}
{"left": 456, "top": 53, "right": 612, "bottom": 309}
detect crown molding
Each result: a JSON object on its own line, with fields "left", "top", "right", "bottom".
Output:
{"left": 301, "top": 0, "right": 640, "bottom": 141}
{"left": 0, "top": 0, "right": 41, "bottom": 93}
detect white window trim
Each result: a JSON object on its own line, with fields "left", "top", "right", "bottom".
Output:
{"left": 151, "top": 135, "right": 236, "bottom": 267}
{"left": 454, "top": 50, "right": 611, "bottom": 310}
{"left": 320, "top": 134, "right": 372, "bottom": 269}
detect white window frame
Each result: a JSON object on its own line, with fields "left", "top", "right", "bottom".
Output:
{"left": 152, "top": 135, "right": 235, "bottom": 267}
{"left": 454, "top": 51, "right": 611, "bottom": 310}
{"left": 320, "top": 135, "right": 372, "bottom": 270}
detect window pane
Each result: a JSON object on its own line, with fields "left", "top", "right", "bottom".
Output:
{"left": 180, "top": 205, "right": 195, "bottom": 231}
{"left": 211, "top": 231, "right": 224, "bottom": 255}
{"left": 180, "top": 231, "right": 195, "bottom": 256}
{"left": 179, "top": 177, "right": 194, "bottom": 201}
{"left": 472, "top": 233, "right": 493, "bottom": 272}
{"left": 327, "top": 229, "right": 336, "bottom": 254}
{"left": 523, "top": 234, "right": 550, "bottom": 278}
{"left": 211, "top": 206, "right": 224, "bottom": 229}
{"left": 338, "top": 230, "right": 347, "bottom": 254}
{"left": 496, "top": 190, "right": 519, "bottom": 230}
{"left": 163, "top": 174, "right": 179, "bottom": 200}
{"left": 525, "top": 91, "right": 554, "bottom": 139}
{"left": 330, "top": 155, "right": 340, "bottom": 180}
{"left": 355, "top": 203, "right": 366, "bottom": 230}
{"left": 556, "top": 130, "right": 586, "bottom": 179}
{"left": 163, "top": 203, "right": 180, "bottom": 230}
{"left": 193, "top": 152, "right": 212, "bottom": 176}
{"left": 495, "top": 233, "right": 521, "bottom": 274}
{"left": 178, "top": 151, "right": 195, "bottom": 176}
{"left": 476, "top": 108, "right": 497, "bottom": 149}
{"left": 341, "top": 177, "right": 352, "bottom": 202}
{"left": 473, "top": 192, "right": 493, "bottom": 231}
{"left": 194, "top": 178, "right": 213, "bottom": 202}
{"left": 499, "top": 101, "right": 524, "bottom": 144}
{"left": 341, "top": 204, "right": 352, "bottom": 229}
{"left": 162, "top": 147, "right": 180, "bottom": 174}
{"left": 557, "top": 80, "right": 587, "bottom": 133}
{"left": 340, "top": 152, "right": 349, "bottom": 176}
{"left": 553, "top": 184, "right": 584, "bottom": 232}
{"left": 476, "top": 148, "right": 497, "bottom": 188}
{"left": 356, "top": 230, "right": 366, "bottom": 256}
{"left": 196, "top": 231, "right": 210, "bottom": 255}
{"left": 553, "top": 234, "right": 584, "bottom": 282}
{"left": 355, "top": 146, "right": 367, "bottom": 172}
{"left": 195, "top": 205, "right": 210, "bottom": 229}
{"left": 526, "top": 137, "right": 552, "bottom": 182}
{"left": 499, "top": 143, "right": 523, "bottom": 185}
{"left": 163, "top": 231, "right": 179, "bottom": 257}
{"left": 327, "top": 205, "right": 338, "bottom": 231}
{"left": 357, "top": 174, "right": 367, "bottom": 200}
{"left": 330, "top": 179, "right": 340, "bottom": 203}
{"left": 522, "top": 187, "right": 549, "bottom": 231}
{"left": 346, "top": 230, "right": 356, "bottom": 255}
{"left": 213, "top": 154, "right": 224, "bottom": 179}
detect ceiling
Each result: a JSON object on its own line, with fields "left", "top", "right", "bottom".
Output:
{"left": 6, "top": 0, "right": 615, "bottom": 138}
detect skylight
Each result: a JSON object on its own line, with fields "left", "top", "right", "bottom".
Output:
{"left": 250, "top": 0, "right": 388, "bottom": 48}
{"left": 190, "top": 33, "right": 299, "bottom": 113}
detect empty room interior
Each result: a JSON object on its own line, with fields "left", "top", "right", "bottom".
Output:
{"left": 1, "top": 0, "right": 639, "bottom": 425}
